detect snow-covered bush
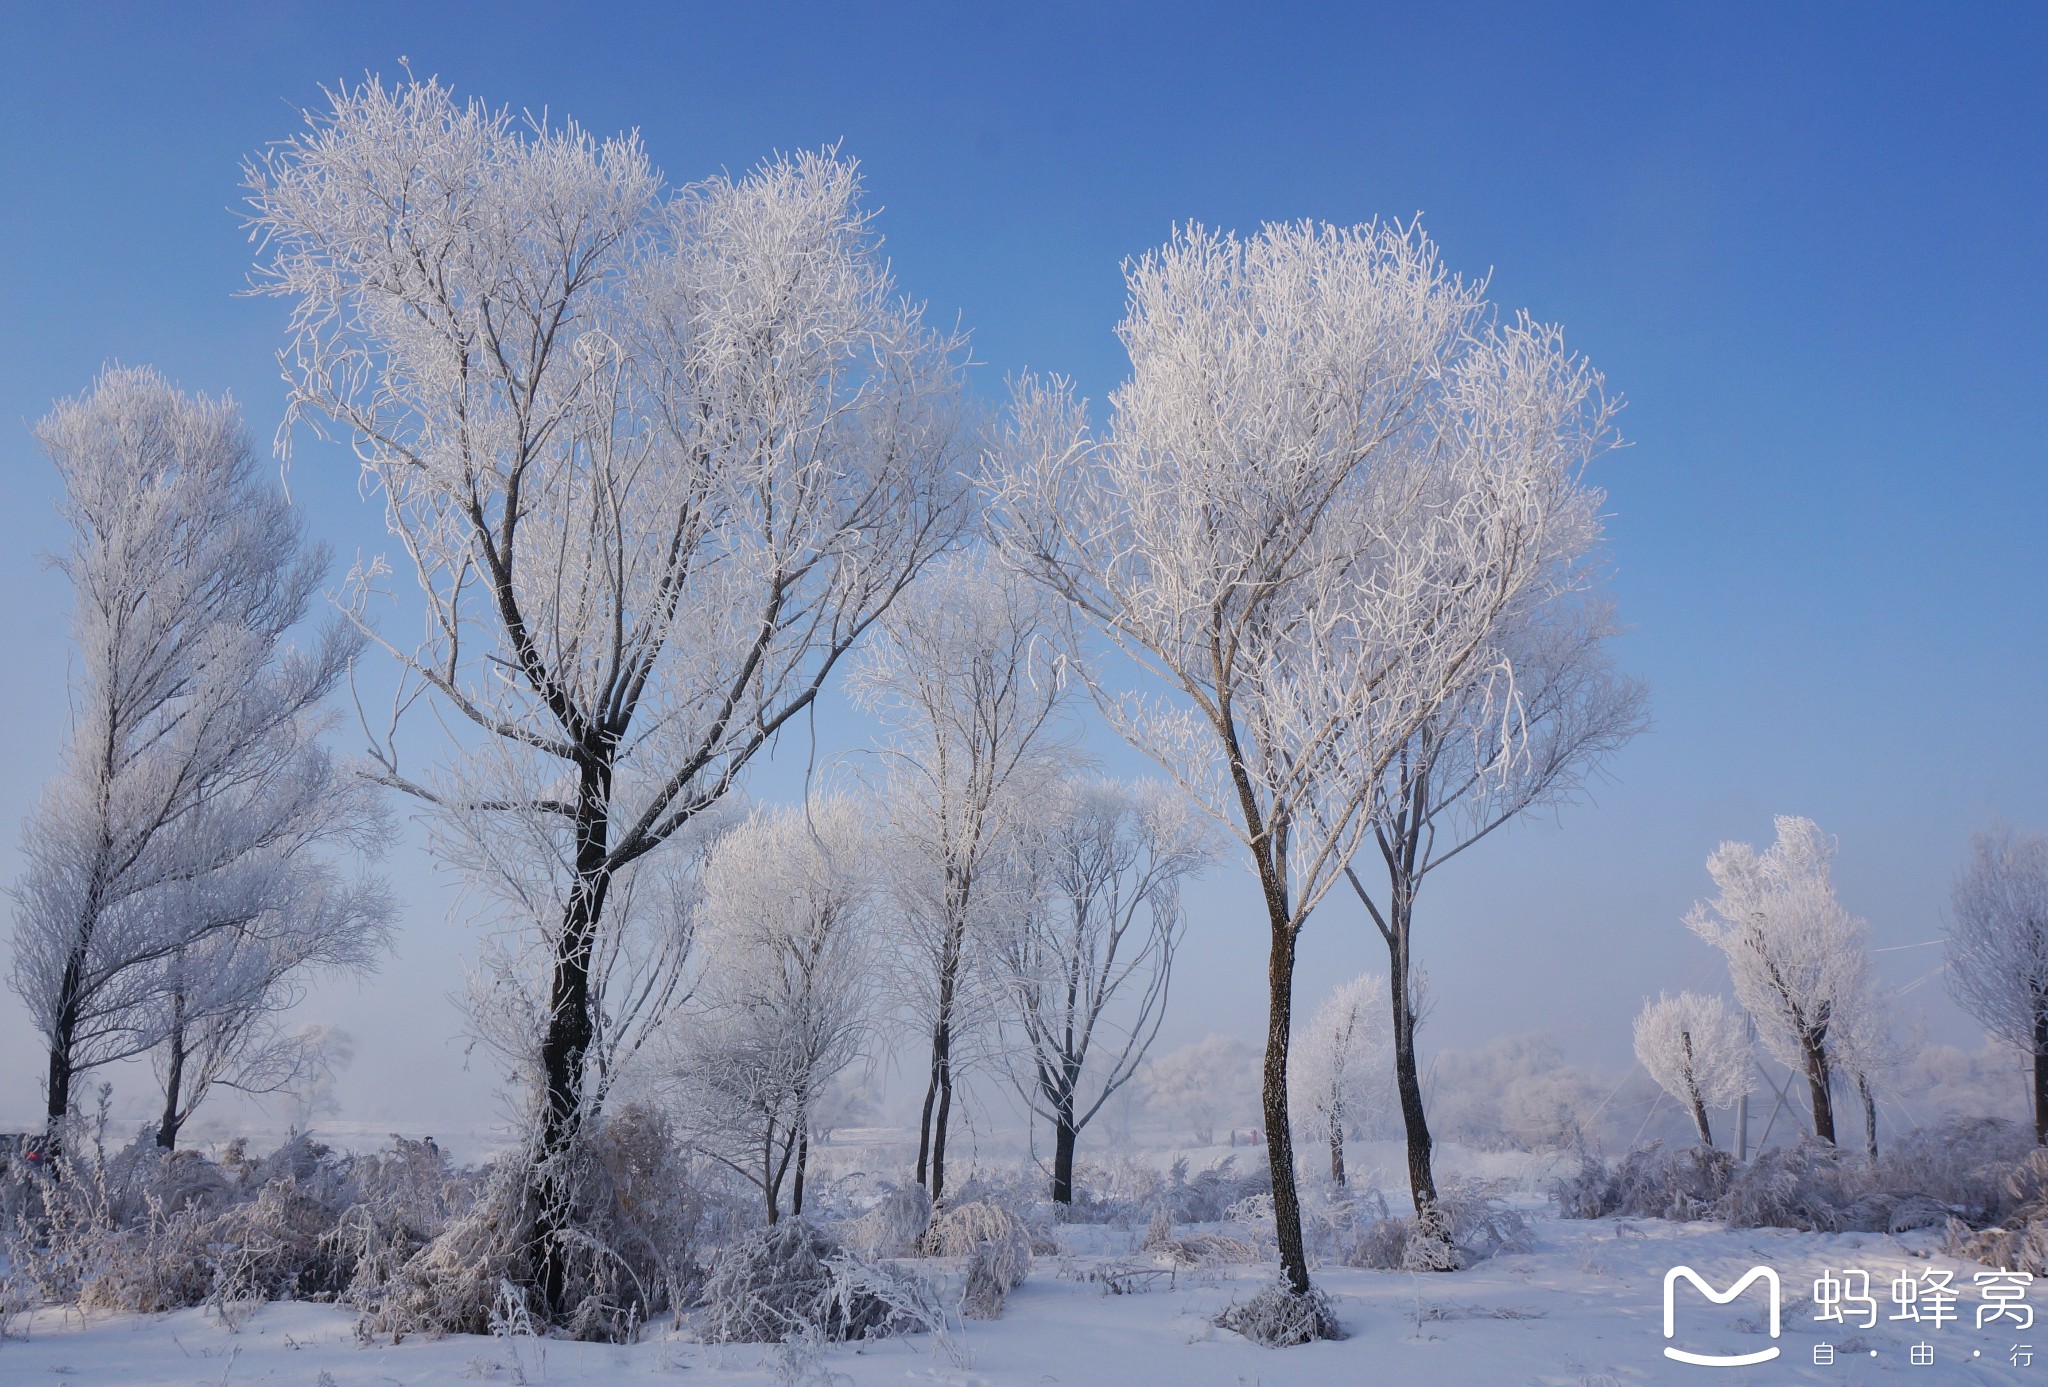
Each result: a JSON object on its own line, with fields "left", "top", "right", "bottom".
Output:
{"left": 1550, "top": 1143, "right": 1735, "bottom": 1221}
{"left": 838, "top": 1181, "right": 932, "bottom": 1259}
{"left": 1879, "top": 1117, "right": 2038, "bottom": 1225}
{"left": 1214, "top": 1280, "right": 1342, "bottom": 1346}
{"left": 1327, "top": 1181, "right": 1533, "bottom": 1271}
{"left": 698, "top": 1218, "right": 939, "bottom": 1344}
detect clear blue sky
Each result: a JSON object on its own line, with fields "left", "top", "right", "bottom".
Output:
{"left": 1, "top": 3, "right": 2042, "bottom": 1132}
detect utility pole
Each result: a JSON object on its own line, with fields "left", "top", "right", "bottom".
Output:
{"left": 1735, "top": 1013, "right": 1753, "bottom": 1162}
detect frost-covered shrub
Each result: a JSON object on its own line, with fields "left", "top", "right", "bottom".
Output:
{"left": 1721, "top": 1139, "right": 1890, "bottom": 1233}
{"left": 698, "top": 1218, "right": 932, "bottom": 1344}
{"left": 1879, "top": 1118, "right": 2038, "bottom": 1226}
{"left": 1214, "top": 1280, "right": 1341, "bottom": 1346}
{"left": 838, "top": 1180, "right": 931, "bottom": 1259}
{"left": 1943, "top": 1148, "right": 2048, "bottom": 1273}
{"left": 1551, "top": 1143, "right": 1735, "bottom": 1221}
{"left": 920, "top": 1201, "right": 1034, "bottom": 1318}
{"left": 1325, "top": 1180, "right": 1532, "bottom": 1271}
{"left": 1140, "top": 1206, "right": 1260, "bottom": 1267}
{"left": 1151, "top": 1156, "right": 1272, "bottom": 1223}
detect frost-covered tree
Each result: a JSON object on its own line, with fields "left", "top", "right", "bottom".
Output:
{"left": 1290, "top": 973, "right": 1388, "bottom": 1185}
{"left": 674, "top": 799, "right": 876, "bottom": 1222}
{"left": 1631, "top": 992, "right": 1752, "bottom": 1147}
{"left": 851, "top": 551, "right": 1071, "bottom": 1200}
{"left": 1343, "top": 597, "right": 1641, "bottom": 1236}
{"left": 985, "top": 220, "right": 1617, "bottom": 1305}
{"left": 6, "top": 367, "right": 384, "bottom": 1152}
{"left": 1687, "top": 816, "right": 1871, "bottom": 1145}
{"left": 1142, "top": 1034, "right": 1261, "bottom": 1146}
{"left": 147, "top": 866, "right": 391, "bottom": 1149}
{"left": 1948, "top": 823, "right": 2048, "bottom": 1142}
{"left": 990, "top": 778, "right": 1212, "bottom": 1202}
{"left": 246, "top": 78, "right": 966, "bottom": 1310}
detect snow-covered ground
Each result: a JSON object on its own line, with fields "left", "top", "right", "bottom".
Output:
{"left": 4, "top": 1208, "right": 2038, "bottom": 1385}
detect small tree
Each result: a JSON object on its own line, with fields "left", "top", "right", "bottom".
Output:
{"left": 1948, "top": 823, "right": 2048, "bottom": 1143}
{"left": 247, "top": 77, "right": 966, "bottom": 1315}
{"left": 1687, "top": 816, "right": 1870, "bottom": 1145}
{"left": 1341, "top": 599, "right": 1642, "bottom": 1237}
{"left": 675, "top": 799, "right": 875, "bottom": 1222}
{"left": 148, "top": 868, "right": 391, "bottom": 1149}
{"left": 6, "top": 367, "right": 380, "bottom": 1153}
{"left": 852, "top": 552, "right": 1071, "bottom": 1200}
{"left": 991, "top": 777, "right": 1213, "bottom": 1202}
{"left": 1289, "top": 973, "right": 1388, "bottom": 1185}
{"left": 987, "top": 220, "right": 1617, "bottom": 1306}
{"left": 1631, "top": 992, "right": 1752, "bottom": 1148}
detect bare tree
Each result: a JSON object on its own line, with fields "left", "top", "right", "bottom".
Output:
{"left": 246, "top": 78, "right": 967, "bottom": 1313}
{"left": 1342, "top": 601, "right": 1643, "bottom": 1238}
{"left": 1948, "top": 823, "right": 2048, "bottom": 1142}
{"left": 991, "top": 777, "right": 1212, "bottom": 1202}
{"left": 1631, "top": 991, "right": 1753, "bottom": 1147}
{"left": 673, "top": 799, "right": 875, "bottom": 1222}
{"left": 851, "top": 551, "right": 1071, "bottom": 1201}
{"left": 1687, "top": 816, "right": 1871, "bottom": 1145}
{"left": 1290, "top": 972, "right": 1388, "bottom": 1186}
{"left": 985, "top": 220, "right": 1617, "bottom": 1307}
{"left": 7, "top": 367, "right": 380, "bottom": 1154}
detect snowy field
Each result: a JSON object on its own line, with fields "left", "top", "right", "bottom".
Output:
{"left": 4, "top": 1207, "right": 2039, "bottom": 1386}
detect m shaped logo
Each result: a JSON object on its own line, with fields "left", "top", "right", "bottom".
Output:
{"left": 1662, "top": 1265, "right": 1782, "bottom": 1367}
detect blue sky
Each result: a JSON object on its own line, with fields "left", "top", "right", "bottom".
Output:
{"left": 0, "top": 3, "right": 2042, "bottom": 1131}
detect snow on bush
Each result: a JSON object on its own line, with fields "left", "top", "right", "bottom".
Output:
{"left": 697, "top": 1218, "right": 943, "bottom": 1344}
{"left": 1213, "top": 1279, "right": 1342, "bottom": 1346}
{"left": 1319, "top": 1181, "right": 1534, "bottom": 1271}
{"left": 1554, "top": 1119, "right": 2048, "bottom": 1238}
{"left": 838, "top": 1180, "right": 932, "bottom": 1259}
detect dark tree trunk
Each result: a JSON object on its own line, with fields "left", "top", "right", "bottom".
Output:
{"left": 1857, "top": 1072, "right": 1877, "bottom": 1162}
{"left": 531, "top": 755, "right": 614, "bottom": 1315}
{"left": 2034, "top": 1005, "right": 2048, "bottom": 1145}
{"left": 44, "top": 943, "right": 90, "bottom": 1159}
{"left": 1259, "top": 910, "right": 1310, "bottom": 1297}
{"left": 1689, "top": 1093, "right": 1714, "bottom": 1147}
{"left": 1800, "top": 1030, "right": 1836, "bottom": 1145}
{"left": 1329, "top": 1109, "right": 1346, "bottom": 1185}
{"left": 791, "top": 1127, "right": 809, "bottom": 1217}
{"left": 931, "top": 1048, "right": 955, "bottom": 1202}
{"left": 915, "top": 1025, "right": 942, "bottom": 1187}
{"left": 156, "top": 985, "right": 188, "bottom": 1151}
{"left": 1384, "top": 882, "right": 1445, "bottom": 1248}
{"left": 916, "top": 916, "right": 965, "bottom": 1201}
{"left": 1681, "top": 1032, "right": 1713, "bottom": 1147}
{"left": 1051, "top": 1101, "right": 1077, "bottom": 1204}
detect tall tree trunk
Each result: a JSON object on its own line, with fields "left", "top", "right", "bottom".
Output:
{"left": 1384, "top": 883, "right": 1445, "bottom": 1250}
{"left": 932, "top": 1049, "right": 955, "bottom": 1202}
{"left": 44, "top": 941, "right": 91, "bottom": 1158}
{"left": 1800, "top": 1030, "right": 1836, "bottom": 1145}
{"left": 156, "top": 981, "right": 188, "bottom": 1151}
{"left": 915, "top": 1022, "right": 943, "bottom": 1186}
{"left": 1051, "top": 1097, "right": 1077, "bottom": 1204}
{"left": 2034, "top": 1005, "right": 2048, "bottom": 1145}
{"left": 1329, "top": 1108, "right": 1346, "bottom": 1185}
{"left": 917, "top": 917, "right": 964, "bottom": 1200}
{"left": 532, "top": 755, "right": 614, "bottom": 1315}
{"left": 1260, "top": 911, "right": 1310, "bottom": 1297}
{"left": 1856, "top": 1072, "right": 1877, "bottom": 1162}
